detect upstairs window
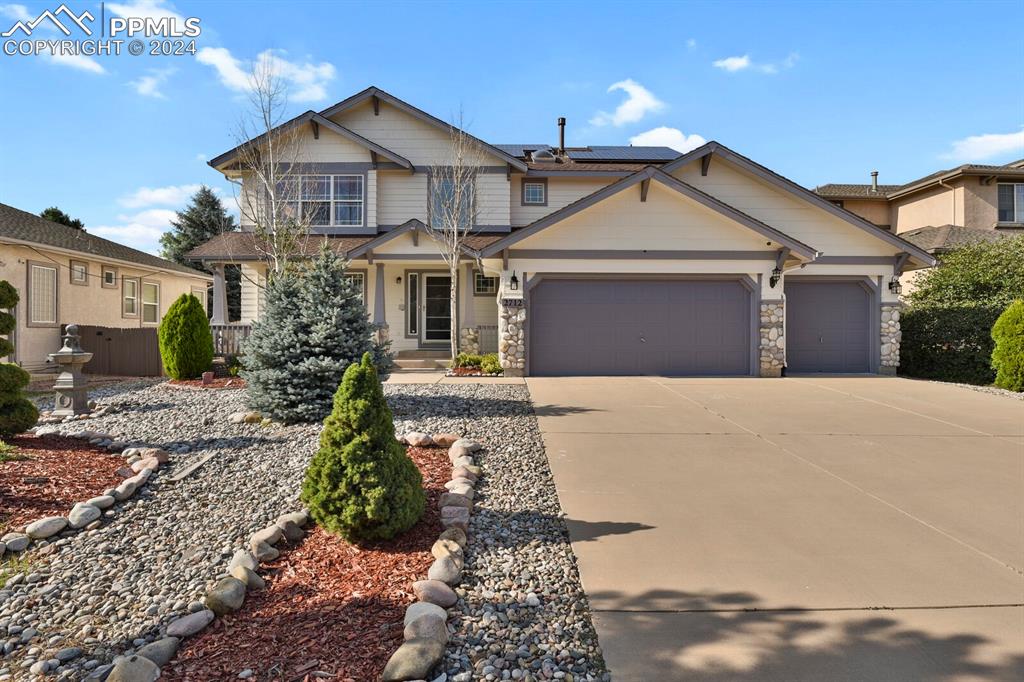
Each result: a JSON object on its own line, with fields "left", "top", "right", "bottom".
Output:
{"left": 142, "top": 281, "right": 160, "bottom": 324}
{"left": 276, "top": 174, "right": 364, "bottom": 227}
{"left": 997, "top": 183, "right": 1024, "bottom": 223}
{"left": 522, "top": 179, "right": 547, "bottom": 206}
{"left": 101, "top": 266, "right": 118, "bottom": 288}
{"left": 69, "top": 260, "right": 88, "bottom": 285}
{"left": 430, "top": 175, "right": 474, "bottom": 229}
{"left": 123, "top": 277, "right": 139, "bottom": 317}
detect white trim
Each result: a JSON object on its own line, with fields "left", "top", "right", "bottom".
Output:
{"left": 141, "top": 280, "right": 160, "bottom": 325}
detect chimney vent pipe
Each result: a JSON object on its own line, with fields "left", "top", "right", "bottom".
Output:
{"left": 558, "top": 117, "right": 566, "bottom": 154}
{"left": 871, "top": 170, "right": 879, "bottom": 192}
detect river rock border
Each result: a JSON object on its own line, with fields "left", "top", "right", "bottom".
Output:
{"left": 382, "top": 431, "right": 483, "bottom": 682}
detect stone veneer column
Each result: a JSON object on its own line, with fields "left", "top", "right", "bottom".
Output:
{"left": 498, "top": 301, "right": 526, "bottom": 376}
{"left": 459, "top": 327, "right": 480, "bottom": 355}
{"left": 759, "top": 300, "right": 785, "bottom": 377}
{"left": 880, "top": 303, "right": 902, "bottom": 375}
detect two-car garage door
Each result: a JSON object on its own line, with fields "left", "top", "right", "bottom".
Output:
{"left": 530, "top": 279, "right": 752, "bottom": 376}
{"left": 528, "top": 277, "right": 873, "bottom": 376}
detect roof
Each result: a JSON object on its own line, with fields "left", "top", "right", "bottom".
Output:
{"left": 0, "top": 202, "right": 209, "bottom": 278}
{"left": 815, "top": 158, "right": 1024, "bottom": 201}
{"left": 900, "top": 224, "right": 1011, "bottom": 253}
{"left": 526, "top": 160, "right": 653, "bottom": 174}
{"left": 495, "top": 144, "right": 681, "bottom": 163}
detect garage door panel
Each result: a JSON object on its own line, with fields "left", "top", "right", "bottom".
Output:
{"left": 787, "top": 281, "right": 872, "bottom": 373}
{"left": 530, "top": 279, "right": 751, "bottom": 376}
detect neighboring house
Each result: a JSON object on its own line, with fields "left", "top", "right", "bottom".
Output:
{"left": 815, "top": 159, "right": 1024, "bottom": 253}
{"left": 190, "top": 86, "right": 934, "bottom": 377}
{"left": 0, "top": 202, "right": 212, "bottom": 371}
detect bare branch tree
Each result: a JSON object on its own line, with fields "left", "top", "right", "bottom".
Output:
{"left": 423, "top": 112, "right": 486, "bottom": 359}
{"left": 229, "top": 58, "right": 317, "bottom": 276}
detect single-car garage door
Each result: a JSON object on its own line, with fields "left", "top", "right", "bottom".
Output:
{"left": 530, "top": 278, "right": 751, "bottom": 376}
{"left": 786, "top": 280, "right": 871, "bottom": 373}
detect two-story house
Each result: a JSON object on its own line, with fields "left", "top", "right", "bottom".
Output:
{"left": 189, "top": 86, "right": 934, "bottom": 377}
{"left": 815, "top": 159, "right": 1024, "bottom": 254}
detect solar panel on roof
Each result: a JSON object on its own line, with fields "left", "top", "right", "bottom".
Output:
{"left": 493, "top": 144, "right": 552, "bottom": 158}
{"left": 567, "top": 146, "right": 681, "bottom": 162}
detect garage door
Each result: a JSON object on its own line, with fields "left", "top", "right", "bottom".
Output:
{"left": 530, "top": 278, "right": 751, "bottom": 376}
{"left": 786, "top": 280, "right": 871, "bottom": 373}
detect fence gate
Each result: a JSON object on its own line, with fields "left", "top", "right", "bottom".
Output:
{"left": 73, "top": 325, "right": 164, "bottom": 377}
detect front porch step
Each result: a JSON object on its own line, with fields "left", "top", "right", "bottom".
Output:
{"left": 396, "top": 350, "right": 452, "bottom": 359}
{"left": 393, "top": 358, "right": 450, "bottom": 370}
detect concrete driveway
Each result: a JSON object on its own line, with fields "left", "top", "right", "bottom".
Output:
{"left": 526, "top": 376, "right": 1024, "bottom": 681}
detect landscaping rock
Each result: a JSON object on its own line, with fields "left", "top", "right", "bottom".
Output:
{"left": 137, "top": 447, "right": 170, "bottom": 463}
{"left": 249, "top": 525, "right": 283, "bottom": 549}
{"left": 450, "top": 466, "right": 478, "bottom": 483}
{"left": 107, "top": 654, "right": 160, "bottom": 682}
{"left": 2, "top": 532, "right": 29, "bottom": 552}
{"left": 431, "top": 432, "right": 461, "bottom": 447}
{"left": 230, "top": 565, "right": 266, "bottom": 590}
{"left": 382, "top": 637, "right": 446, "bottom": 682}
{"left": 228, "top": 549, "right": 258, "bottom": 572}
{"left": 56, "top": 646, "right": 82, "bottom": 662}
{"left": 166, "top": 609, "right": 215, "bottom": 637}
{"left": 86, "top": 494, "right": 116, "bottom": 510}
{"left": 68, "top": 503, "right": 102, "bottom": 529}
{"left": 427, "top": 555, "right": 461, "bottom": 584}
{"left": 431, "top": 538, "right": 463, "bottom": 562}
{"left": 445, "top": 482, "right": 474, "bottom": 499}
{"left": 440, "top": 506, "right": 470, "bottom": 532}
{"left": 228, "top": 411, "right": 262, "bottom": 424}
{"left": 276, "top": 518, "right": 305, "bottom": 543}
{"left": 130, "top": 457, "right": 160, "bottom": 473}
{"left": 447, "top": 443, "right": 475, "bottom": 460}
{"left": 412, "top": 580, "right": 458, "bottom": 608}
{"left": 206, "top": 576, "right": 246, "bottom": 615}
{"left": 136, "top": 637, "right": 179, "bottom": 666}
{"left": 404, "top": 431, "right": 433, "bottom": 447}
{"left": 25, "top": 516, "right": 68, "bottom": 539}
{"left": 451, "top": 455, "right": 475, "bottom": 469}
{"left": 438, "top": 527, "right": 467, "bottom": 548}
{"left": 252, "top": 541, "right": 279, "bottom": 562}
{"left": 112, "top": 479, "right": 138, "bottom": 501}
{"left": 404, "top": 601, "right": 448, "bottom": 627}
{"left": 438, "top": 492, "right": 472, "bottom": 510}
{"left": 404, "top": 613, "right": 448, "bottom": 644}
{"left": 451, "top": 438, "right": 481, "bottom": 453}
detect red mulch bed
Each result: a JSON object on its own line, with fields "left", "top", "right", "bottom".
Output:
{"left": 167, "top": 377, "right": 247, "bottom": 390}
{"left": 448, "top": 367, "right": 483, "bottom": 376}
{"left": 0, "top": 434, "right": 127, "bottom": 533}
{"left": 164, "top": 446, "right": 449, "bottom": 682}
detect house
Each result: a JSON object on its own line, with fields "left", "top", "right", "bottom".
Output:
{"left": 190, "top": 86, "right": 934, "bottom": 377}
{"left": 0, "top": 202, "right": 212, "bottom": 371}
{"left": 815, "top": 159, "right": 1024, "bottom": 253}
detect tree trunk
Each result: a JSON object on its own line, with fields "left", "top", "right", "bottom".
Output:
{"left": 449, "top": 263, "right": 459, "bottom": 359}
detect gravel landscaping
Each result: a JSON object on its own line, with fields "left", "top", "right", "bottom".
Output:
{"left": 0, "top": 380, "right": 608, "bottom": 681}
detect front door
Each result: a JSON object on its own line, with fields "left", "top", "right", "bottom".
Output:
{"left": 421, "top": 274, "right": 452, "bottom": 345}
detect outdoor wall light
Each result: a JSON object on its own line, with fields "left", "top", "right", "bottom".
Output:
{"left": 509, "top": 271, "right": 519, "bottom": 291}
{"left": 769, "top": 266, "right": 782, "bottom": 288}
{"left": 395, "top": 276, "right": 402, "bottom": 284}
{"left": 888, "top": 277, "right": 902, "bottom": 295}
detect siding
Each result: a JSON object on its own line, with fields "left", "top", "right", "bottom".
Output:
{"left": 239, "top": 263, "right": 266, "bottom": 323}
{"left": 377, "top": 171, "right": 428, "bottom": 225}
{"left": 511, "top": 176, "right": 615, "bottom": 226}
{"left": 673, "top": 160, "right": 898, "bottom": 255}
{"left": 477, "top": 172, "right": 510, "bottom": 227}
{"left": 292, "top": 125, "right": 373, "bottom": 163}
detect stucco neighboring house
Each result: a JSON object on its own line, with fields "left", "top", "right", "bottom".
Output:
{"left": 190, "top": 86, "right": 934, "bottom": 377}
{"left": 0, "top": 202, "right": 212, "bottom": 371}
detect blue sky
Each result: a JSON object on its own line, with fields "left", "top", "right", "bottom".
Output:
{"left": 1, "top": 0, "right": 1022, "bottom": 254}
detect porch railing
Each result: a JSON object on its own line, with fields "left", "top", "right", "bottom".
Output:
{"left": 211, "top": 323, "right": 252, "bottom": 356}
{"left": 478, "top": 324, "right": 499, "bottom": 354}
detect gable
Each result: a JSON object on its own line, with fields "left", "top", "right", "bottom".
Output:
{"left": 671, "top": 158, "right": 901, "bottom": 257}
{"left": 515, "top": 180, "right": 781, "bottom": 252}
{"left": 292, "top": 123, "right": 373, "bottom": 163}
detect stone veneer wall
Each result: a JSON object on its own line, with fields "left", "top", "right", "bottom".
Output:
{"left": 498, "top": 303, "right": 526, "bottom": 376}
{"left": 759, "top": 300, "right": 785, "bottom": 377}
{"left": 459, "top": 327, "right": 480, "bottom": 355}
{"left": 880, "top": 303, "right": 902, "bottom": 375}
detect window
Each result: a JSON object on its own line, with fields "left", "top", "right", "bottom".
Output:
{"left": 69, "top": 260, "right": 88, "bottom": 285}
{"left": 343, "top": 271, "right": 366, "bottom": 303}
{"left": 522, "top": 179, "right": 547, "bottom": 206}
{"left": 101, "top": 266, "right": 118, "bottom": 289}
{"left": 997, "top": 183, "right": 1024, "bottom": 223}
{"left": 27, "top": 262, "right": 57, "bottom": 327}
{"left": 474, "top": 270, "right": 497, "bottom": 296}
{"left": 141, "top": 282, "right": 160, "bottom": 323}
{"left": 122, "top": 277, "right": 139, "bottom": 317}
{"left": 430, "top": 174, "right": 474, "bottom": 229}
{"left": 407, "top": 273, "right": 418, "bottom": 336}
{"left": 277, "top": 174, "right": 364, "bottom": 227}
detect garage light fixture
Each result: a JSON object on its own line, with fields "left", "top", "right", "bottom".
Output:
{"left": 509, "top": 271, "right": 519, "bottom": 291}
{"left": 769, "top": 266, "right": 781, "bottom": 288}
{"left": 888, "top": 277, "right": 902, "bottom": 295}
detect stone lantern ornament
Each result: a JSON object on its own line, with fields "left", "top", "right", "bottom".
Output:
{"left": 48, "top": 324, "right": 93, "bottom": 416}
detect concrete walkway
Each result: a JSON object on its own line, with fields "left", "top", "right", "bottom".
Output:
{"left": 527, "top": 376, "right": 1024, "bottom": 681}
{"left": 384, "top": 369, "right": 525, "bottom": 385}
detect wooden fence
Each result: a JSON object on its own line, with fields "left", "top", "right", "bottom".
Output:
{"left": 73, "top": 325, "right": 164, "bottom": 377}
{"left": 211, "top": 324, "right": 252, "bottom": 356}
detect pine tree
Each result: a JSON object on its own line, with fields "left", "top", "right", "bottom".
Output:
{"left": 242, "top": 249, "right": 373, "bottom": 423}
{"left": 159, "top": 186, "right": 241, "bottom": 321}
{"left": 0, "top": 281, "right": 37, "bottom": 437}
{"left": 159, "top": 294, "right": 214, "bottom": 379}
{"left": 40, "top": 207, "right": 84, "bottom": 230}
{"left": 301, "top": 352, "right": 424, "bottom": 542}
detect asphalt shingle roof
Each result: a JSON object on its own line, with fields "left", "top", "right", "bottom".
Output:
{"left": 0, "top": 202, "right": 208, "bottom": 277}
{"left": 186, "top": 230, "right": 511, "bottom": 259}
{"left": 900, "top": 224, "right": 1010, "bottom": 253}
{"left": 815, "top": 159, "right": 1024, "bottom": 200}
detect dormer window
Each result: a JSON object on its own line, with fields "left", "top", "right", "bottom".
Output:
{"left": 522, "top": 179, "right": 547, "bottom": 206}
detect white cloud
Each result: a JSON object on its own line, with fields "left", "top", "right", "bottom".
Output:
{"left": 713, "top": 53, "right": 798, "bottom": 75}
{"left": 195, "top": 153, "right": 207, "bottom": 161}
{"left": 43, "top": 52, "right": 105, "bottom": 74}
{"left": 940, "top": 128, "right": 1024, "bottom": 162}
{"left": 630, "top": 127, "right": 707, "bottom": 154}
{"left": 129, "top": 67, "right": 175, "bottom": 98}
{"left": 686, "top": 38, "right": 697, "bottom": 50}
{"left": 589, "top": 79, "right": 665, "bottom": 127}
{"left": 118, "top": 183, "right": 204, "bottom": 209}
{"left": 196, "top": 47, "right": 336, "bottom": 102}
{"left": 91, "top": 209, "right": 177, "bottom": 254}
{"left": 0, "top": 4, "right": 31, "bottom": 21}
{"left": 106, "top": 0, "right": 184, "bottom": 22}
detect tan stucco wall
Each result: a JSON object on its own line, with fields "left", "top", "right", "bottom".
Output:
{"left": 962, "top": 179, "right": 1000, "bottom": 229}
{"left": 842, "top": 199, "right": 891, "bottom": 228}
{"left": 891, "top": 182, "right": 961, "bottom": 233}
{"left": 0, "top": 243, "right": 210, "bottom": 371}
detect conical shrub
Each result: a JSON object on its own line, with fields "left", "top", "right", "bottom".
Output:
{"left": 158, "top": 293, "right": 213, "bottom": 379}
{"left": 301, "top": 352, "right": 424, "bottom": 542}
{"left": 991, "top": 300, "right": 1024, "bottom": 392}
{"left": 0, "top": 280, "right": 36, "bottom": 437}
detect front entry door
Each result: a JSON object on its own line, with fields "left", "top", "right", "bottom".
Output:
{"left": 421, "top": 274, "right": 452, "bottom": 345}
